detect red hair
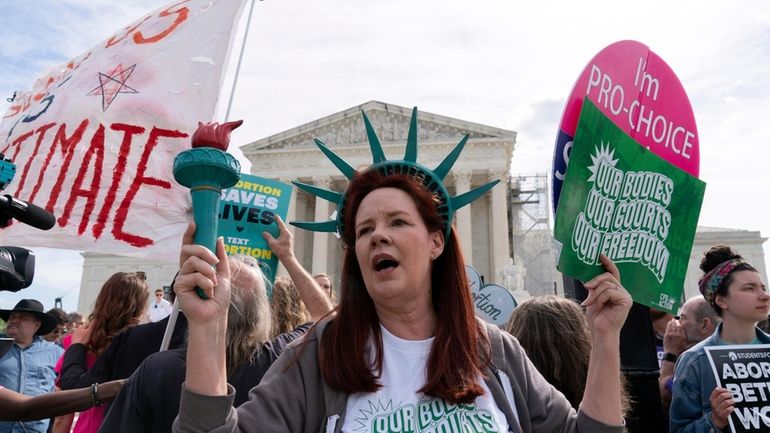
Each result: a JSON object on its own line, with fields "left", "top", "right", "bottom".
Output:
{"left": 319, "top": 170, "right": 488, "bottom": 403}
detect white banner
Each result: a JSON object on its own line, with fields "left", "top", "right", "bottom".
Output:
{"left": 0, "top": 0, "right": 246, "bottom": 262}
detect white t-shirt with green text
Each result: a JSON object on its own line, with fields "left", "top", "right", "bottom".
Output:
{"left": 342, "top": 326, "right": 510, "bottom": 433}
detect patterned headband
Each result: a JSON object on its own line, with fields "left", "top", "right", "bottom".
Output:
{"left": 698, "top": 259, "right": 748, "bottom": 306}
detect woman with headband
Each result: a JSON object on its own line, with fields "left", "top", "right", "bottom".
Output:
{"left": 670, "top": 245, "right": 770, "bottom": 433}
{"left": 172, "top": 108, "right": 631, "bottom": 433}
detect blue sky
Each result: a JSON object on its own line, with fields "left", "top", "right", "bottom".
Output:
{"left": 1, "top": 0, "right": 769, "bottom": 313}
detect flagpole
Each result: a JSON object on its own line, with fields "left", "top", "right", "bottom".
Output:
{"left": 159, "top": 298, "right": 181, "bottom": 352}
{"left": 224, "top": 0, "right": 257, "bottom": 122}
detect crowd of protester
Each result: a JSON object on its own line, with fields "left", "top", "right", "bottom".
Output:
{"left": 2, "top": 232, "right": 769, "bottom": 433}
{"left": 0, "top": 126, "right": 768, "bottom": 433}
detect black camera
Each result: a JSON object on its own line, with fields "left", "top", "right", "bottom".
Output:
{"left": 0, "top": 247, "right": 34, "bottom": 292}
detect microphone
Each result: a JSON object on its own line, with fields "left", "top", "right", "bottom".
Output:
{"left": 0, "top": 194, "right": 56, "bottom": 230}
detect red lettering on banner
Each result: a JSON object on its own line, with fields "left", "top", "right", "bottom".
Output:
{"left": 35, "top": 120, "right": 89, "bottom": 209}
{"left": 59, "top": 124, "right": 105, "bottom": 234}
{"left": 2, "top": 96, "right": 33, "bottom": 119}
{"left": 65, "top": 52, "right": 92, "bottom": 73}
{"left": 112, "top": 126, "right": 187, "bottom": 247}
{"left": 3, "top": 104, "right": 24, "bottom": 119}
{"left": 33, "top": 77, "right": 55, "bottom": 102}
{"left": 105, "top": 16, "right": 152, "bottom": 48}
{"left": 13, "top": 122, "right": 56, "bottom": 197}
{"left": 0, "top": 129, "right": 35, "bottom": 161}
{"left": 92, "top": 123, "right": 145, "bottom": 239}
{"left": 105, "top": 0, "right": 189, "bottom": 49}
{"left": 3, "top": 51, "right": 93, "bottom": 121}
{"left": 134, "top": 1, "right": 190, "bottom": 44}
{"left": 4, "top": 119, "right": 189, "bottom": 248}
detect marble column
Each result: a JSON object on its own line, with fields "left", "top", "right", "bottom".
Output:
{"left": 489, "top": 169, "right": 510, "bottom": 284}
{"left": 453, "top": 170, "right": 473, "bottom": 265}
{"left": 311, "top": 177, "right": 332, "bottom": 275}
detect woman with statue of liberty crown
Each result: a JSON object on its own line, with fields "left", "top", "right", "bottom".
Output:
{"left": 172, "top": 107, "right": 632, "bottom": 433}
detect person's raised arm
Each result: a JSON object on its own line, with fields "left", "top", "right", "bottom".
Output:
{"left": 0, "top": 380, "right": 124, "bottom": 421}
{"left": 174, "top": 223, "right": 231, "bottom": 396}
{"left": 262, "top": 215, "right": 333, "bottom": 322}
{"left": 579, "top": 254, "right": 633, "bottom": 426}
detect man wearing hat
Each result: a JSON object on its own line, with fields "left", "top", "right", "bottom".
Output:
{"left": 0, "top": 299, "right": 64, "bottom": 433}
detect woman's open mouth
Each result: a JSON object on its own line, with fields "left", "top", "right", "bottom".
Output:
{"left": 373, "top": 254, "right": 399, "bottom": 272}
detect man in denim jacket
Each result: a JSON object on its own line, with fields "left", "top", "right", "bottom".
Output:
{"left": 670, "top": 323, "right": 770, "bottom": 433}
{"left": 0, "top": 299, "right": 64, "bottom": 433}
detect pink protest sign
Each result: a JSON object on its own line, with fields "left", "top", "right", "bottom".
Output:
{"left": 552, "top": 40, "right": 699, "bottom": 212}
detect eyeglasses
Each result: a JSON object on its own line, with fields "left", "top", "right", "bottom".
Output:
{"left": 136, "top": 271, "right": 147, "bottom": 280}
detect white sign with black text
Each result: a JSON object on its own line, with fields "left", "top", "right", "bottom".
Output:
{"left": 704, "top": 344, "right": 770, "bottom": 433}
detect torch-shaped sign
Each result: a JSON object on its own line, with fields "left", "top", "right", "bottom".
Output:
{"left": 173, "top": 120, "right": 242, "bottom": 298}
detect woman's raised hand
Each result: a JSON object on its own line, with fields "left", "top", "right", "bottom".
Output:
{"left": 174, "top": 223, "right": 231, "bottom": 326}
{"left": 582, "top": 254, "right": 633, "bottom": 338}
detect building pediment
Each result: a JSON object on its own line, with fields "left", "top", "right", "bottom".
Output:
{"left": 241, "top": 100, "right": 516, "bottom": 154}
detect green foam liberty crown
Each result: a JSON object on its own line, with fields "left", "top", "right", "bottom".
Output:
{"left": 290, "top": 107, "right": 499, "bottom": 239}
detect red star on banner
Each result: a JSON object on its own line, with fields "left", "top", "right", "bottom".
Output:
{"left": 87, "top": 64, "right": 138, "bottom": 111}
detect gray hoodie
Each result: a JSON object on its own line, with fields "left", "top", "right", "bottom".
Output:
{"left": 173, "top": 320, "right": 624, "bottom": 433}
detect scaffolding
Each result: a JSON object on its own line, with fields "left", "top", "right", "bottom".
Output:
{"left": 508, "top": 173, "right": 560, "bottom": 297}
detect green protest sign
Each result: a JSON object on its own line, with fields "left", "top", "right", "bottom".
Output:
{"left": 554, "top": 99, "right": 705, "bottom": 314}
{"left": 218, "top": 173, "right": 293, "bottom": 287}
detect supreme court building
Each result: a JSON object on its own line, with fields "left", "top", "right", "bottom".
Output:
{"left": 240, "top": 101, "right": 516, "bottom": 289}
